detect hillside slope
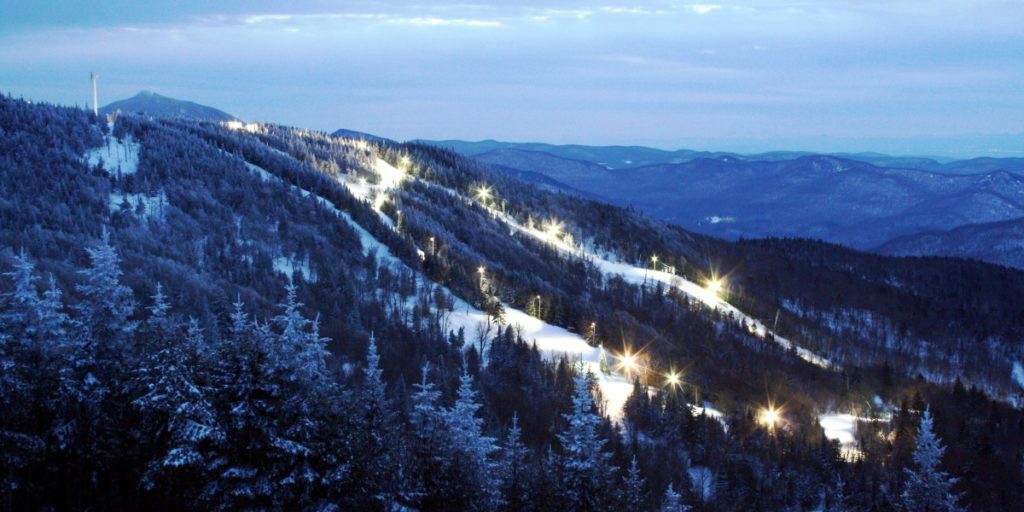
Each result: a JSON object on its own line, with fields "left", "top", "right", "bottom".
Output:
{"left": 2, "top": 95, "right": 1023, "bottom": 511}
{"left": 877, "top": 216, "right": 1024, "bottom": 269}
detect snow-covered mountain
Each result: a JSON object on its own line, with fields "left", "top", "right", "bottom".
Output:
{"left": 3, "top": 95, "right": 1023, "bottom": 511}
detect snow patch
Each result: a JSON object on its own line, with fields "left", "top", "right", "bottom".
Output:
{"left": 819, "top": 413, "right": 857, "bottom": 446}
{"left": 224, "top": 120, "right": 261, "bottom": 133}
{"left": 86, "top": 136, "right": 140, "bottom": 176}
{"left": 245, "top": 161, "right": 275, "bottom": 181}
{"left": 705, "top": 215, "right": 736, "bottom": 224}
{"left": 273, "top": 255, "right": 316, "bottom": 283}
{"left": 108, "top": 192, "right": 166, "bottom": 219}
{"left": 1013, "top": 361, "right": 1024, "bottom": 389}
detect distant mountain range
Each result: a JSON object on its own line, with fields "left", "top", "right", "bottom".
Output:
{"left": 426, "top": 139, "right": 1024, "bottom": 173}
{"left": 101, "top": 91, "right": 237, "bottom": 122}
{"left": 877, "top": 217, "right": 1024, "bottom": 269}
{"left": 425, "top": 140, "right": 1024, "bottom": 268}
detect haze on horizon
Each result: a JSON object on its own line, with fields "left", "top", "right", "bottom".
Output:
{"left": 2, "top": 0, "right": 1021, "bottom": 158}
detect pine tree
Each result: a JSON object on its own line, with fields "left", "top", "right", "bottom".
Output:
{"left": 132, "top": 315, "right": 222, "bottom": 496}
{"left": 500, "top": 413, "right": 530, "bottom": 511}
{"left": 1, "top": 249, "right": 42, "bottom": 342}
{"left": 662, "top": 483, "right": 689, "bottom": 512}
{"left": 273, "top": 283, "right": 329, "bottom": 385}
{"left": 447, "top": 370, "right": 500, "bottom": 510}
{"left": 409, "top": 364, "right": 448, "bottom": 509}
{"left": 37, "top": 274, "right": 70, "bottom": 350}
{"left": 347, "top": 333, "right": 401, "bottom": 511}
{"left": 143, "top": 283, "right": 173, "bottom": 345}
{"left": 900, "top": 408, "right": 962, "bottom": 512}
{"left": 558, "top": 370, "right": 616, "bottom": 512}
{"left": 0, "top": 251, "right": 53, "bottom": 503}
{"left": 622, "top": 455, "right": 647, "bottom": 510}
{"left": 74, "top": 230, "right": 137, "bottom": 353}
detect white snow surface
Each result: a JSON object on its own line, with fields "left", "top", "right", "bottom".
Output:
{"left": 818, "top": 413, "right": 857, "bottom": 446}
{"left": 1013, "top": 361, "right": 1024, "bottom": 389}
{"left": 245, "top": 162, "right": 275, "bottom": 181}
{"left": 341, "top": 156, "right": 409, "bottom": 217}
{"left": 86, "top": 135, "right": 140, "bottom": 176}
{"left": 108, "top": 192, "right": 166, "bottom": 219}
{"left": 273, "top": 255, "right": 316, "bottom": 282}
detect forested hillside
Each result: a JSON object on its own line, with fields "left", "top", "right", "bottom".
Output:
{"left": 2, "top": 95, "right": 1023, "bottom": 511}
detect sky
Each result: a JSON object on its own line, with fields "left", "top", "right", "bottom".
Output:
{"left": 1, "top": 1, "right": 1022, "bottom": 157}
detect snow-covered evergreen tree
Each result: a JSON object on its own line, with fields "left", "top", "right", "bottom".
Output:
{"left": 500, "top": 412, "right": 530, "bottom": 511}
{"left": 205, "top": 307, "right": 283, "bottom": 508}
{"left": 0, "top": 251, "right": 53, "bottom": 499}
{"left": 900, "top": 408, "right": 962, "bottom": 512}
{"left": 74, "top": 230, "right": 137, "bottom": 351}
{"left": 143, "top": 283, "right": 173, "bottom": 345}
{"left": 447, "top": 370, "right": 500, "bottom": 510}
{"left": 662, "top": 483, "right": 689, "bottom": 512}
{"left": 37, "top": 274, "right": 69, "bottom": 349}
{"left": 409, "top": 364, "right": 448, "bottom": 507}
{"left": 1, "top": 249, "right": 41, "bottom": 342}
{"left": 274, "top": 282, "right": 329, "bottom": 385}
{"left": 623, "top": 455, "right": 647, "bottom": 510}
{"left": 347, "top": 333, "right": 401, "bottom": 510}
{"left": 132, "top": 313, "right": 222, "bottom": 493}
{"left": 558, "top": 370, "right": 616, "bottom": 512}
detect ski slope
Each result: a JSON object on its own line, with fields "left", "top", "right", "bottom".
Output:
{"left": 330, "top": 188, "right": 637, "bottom": 419}
{"left": 494, "top": 209, "right": 834, "bottom": 369}
{"left": 818, "top": 412, "right": 892, "bottom": 461}
{"left": 270, "top": 141, "right": 721, "bottom": 421}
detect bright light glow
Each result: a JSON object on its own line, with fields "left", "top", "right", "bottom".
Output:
{"left": 400, "top": 155, "right": 412, "bottom": 169}
{"left": 652, "top": 255, "right": 658, "bottom": 264}
{"left": 705, "top": 277, "right": 723, "bottom": 295}
{"left": 759, "top": 405, "right": 782, "bottom": 431}
{"left": 621, "top": 354, "right": 636, "bottom": 371}
{"left": 544, "top": 219, "right": 564, "bottom": 240}
{"left": 665, "top": 371, "right": 682, "bottom": 388}
{"left": 475, "top": 185, "right": 492, "bottom": 203}
{"left": 615, "top": 348, "right": 643, "bottom": 378}
{"left": 478, "top": 266, "right": 486, "bottom": 274}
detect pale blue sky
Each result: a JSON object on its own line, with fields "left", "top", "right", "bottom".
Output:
{"left": 1, "top": 1, "right": 1022, "bottom": 156}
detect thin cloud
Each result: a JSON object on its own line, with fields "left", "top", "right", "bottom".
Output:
{"left": 687, "top": 4, "right": 722, "bottom": 15}
{"left": 386, "top": 17, "right": 501, "bottom": 27}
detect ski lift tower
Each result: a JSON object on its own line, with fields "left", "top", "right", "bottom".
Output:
{"left": 90, "top": 72, "right": 99, "bottom": 117}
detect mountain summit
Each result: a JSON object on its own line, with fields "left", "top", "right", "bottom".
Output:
{"left": 100, "top": 90, "right": 237, "bottom": 122}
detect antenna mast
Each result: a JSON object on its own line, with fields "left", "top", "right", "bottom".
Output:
{"left": 90, "top": 72, "right": 99, "bottom": 117}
